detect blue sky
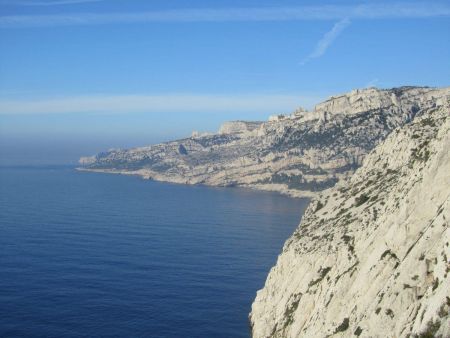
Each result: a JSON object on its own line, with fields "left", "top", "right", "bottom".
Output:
{"left": 0, "top": 0, "right": 449, "bottom": 164}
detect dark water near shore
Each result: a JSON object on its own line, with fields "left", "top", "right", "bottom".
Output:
{"left": 0, "top": 166, "right": 309, "bottom": 338}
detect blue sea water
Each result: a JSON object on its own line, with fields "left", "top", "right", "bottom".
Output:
{"left": 0, "top": 166, "right": 309, "bottom": 338}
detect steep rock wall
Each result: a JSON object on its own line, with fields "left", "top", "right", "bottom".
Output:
{"left": 250, "top": 102, "right": 450, "bottom": 337}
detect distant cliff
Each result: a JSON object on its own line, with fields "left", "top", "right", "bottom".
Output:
{"left": 250, "top": 101, "right": 450, "bottom": 337}
{"left": 79, "top": 86, "right": 449, "bottom": 198}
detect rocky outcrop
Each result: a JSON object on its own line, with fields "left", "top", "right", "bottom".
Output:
{"left": 218, "top": 121, "right": 263, "bottom": 135}
{"left": 314, "top": 86, "right": 446, "bottom": 117}
{"left": 79, "top": 86, "right": 449, "bottom": 198}
{"left": 250, "top": 102, "right": 450, "bottom": 337}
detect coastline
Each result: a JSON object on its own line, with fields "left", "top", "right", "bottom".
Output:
{"left": 76, "top": 167, "right": 318, "bottom": 199}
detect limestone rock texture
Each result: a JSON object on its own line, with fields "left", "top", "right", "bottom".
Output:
{"left": 249, "top": 102, "right": 450, "bottom": 337}
{"left": 79, "top": 86, "right": 449, "bottom": 198}
{"left": 218, "top": 121, "right": 263, "bottom": 134}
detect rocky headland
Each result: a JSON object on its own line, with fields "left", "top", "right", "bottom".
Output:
{"left": 79, "top": 86, "right": 449, "bottom": 199}
{"left": 80, "top": 86, "right": 449, "bottom": 337}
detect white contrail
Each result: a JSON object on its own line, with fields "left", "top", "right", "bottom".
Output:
{"left": 300, "top": 18, "right": 351, "bottom": 65}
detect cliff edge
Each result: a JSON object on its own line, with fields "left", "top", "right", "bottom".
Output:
{"left": 250, "top": 100, "right": 450, "bottom": 337}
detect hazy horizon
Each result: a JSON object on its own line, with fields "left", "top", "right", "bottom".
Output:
{"left": 1, "top": 0, "right": 449, "bottom": 164}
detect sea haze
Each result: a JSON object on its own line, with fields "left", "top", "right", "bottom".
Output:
{"left": 0, "top": 166, "right": 309, "bottom": 338}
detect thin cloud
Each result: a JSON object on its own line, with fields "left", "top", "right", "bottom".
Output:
{"left": 0, "top": 0, "right": 103, "bottom": 6}
{"left": 300, "top": 18, "right": 351, "bottom": 65}
{"left": 0, "top": 3, "right": 449, "bottom": 28}
{"left": 0, "top": 94, "right": 323, "bottom": 115}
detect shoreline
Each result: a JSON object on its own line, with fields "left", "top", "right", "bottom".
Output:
{"left": 76, "top": 167, "right": 318, "bottom": 199}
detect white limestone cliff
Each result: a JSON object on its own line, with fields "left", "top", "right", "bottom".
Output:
{"left": 218, "top": 121, "right": 263, "bottom": 135}
{"left": 250, "top": 101, "right": 450, "bottom": 337}
{"left": 79, "top": 86, "right": 449, "bottom": 199}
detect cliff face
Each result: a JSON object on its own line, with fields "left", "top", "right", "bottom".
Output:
{"left": 250, "top": 102, "right": 450, "bottom": 337}
{"left": 79, "top": 86, "right": 449, "bottom": 197}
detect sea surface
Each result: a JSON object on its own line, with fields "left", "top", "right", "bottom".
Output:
{"left": 0, "top": 166, "right": 309, "bottom": 338}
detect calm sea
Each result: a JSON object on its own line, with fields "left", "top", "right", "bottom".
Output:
{"left": 0, "top": 166, "right": 309, "bottom": 338}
